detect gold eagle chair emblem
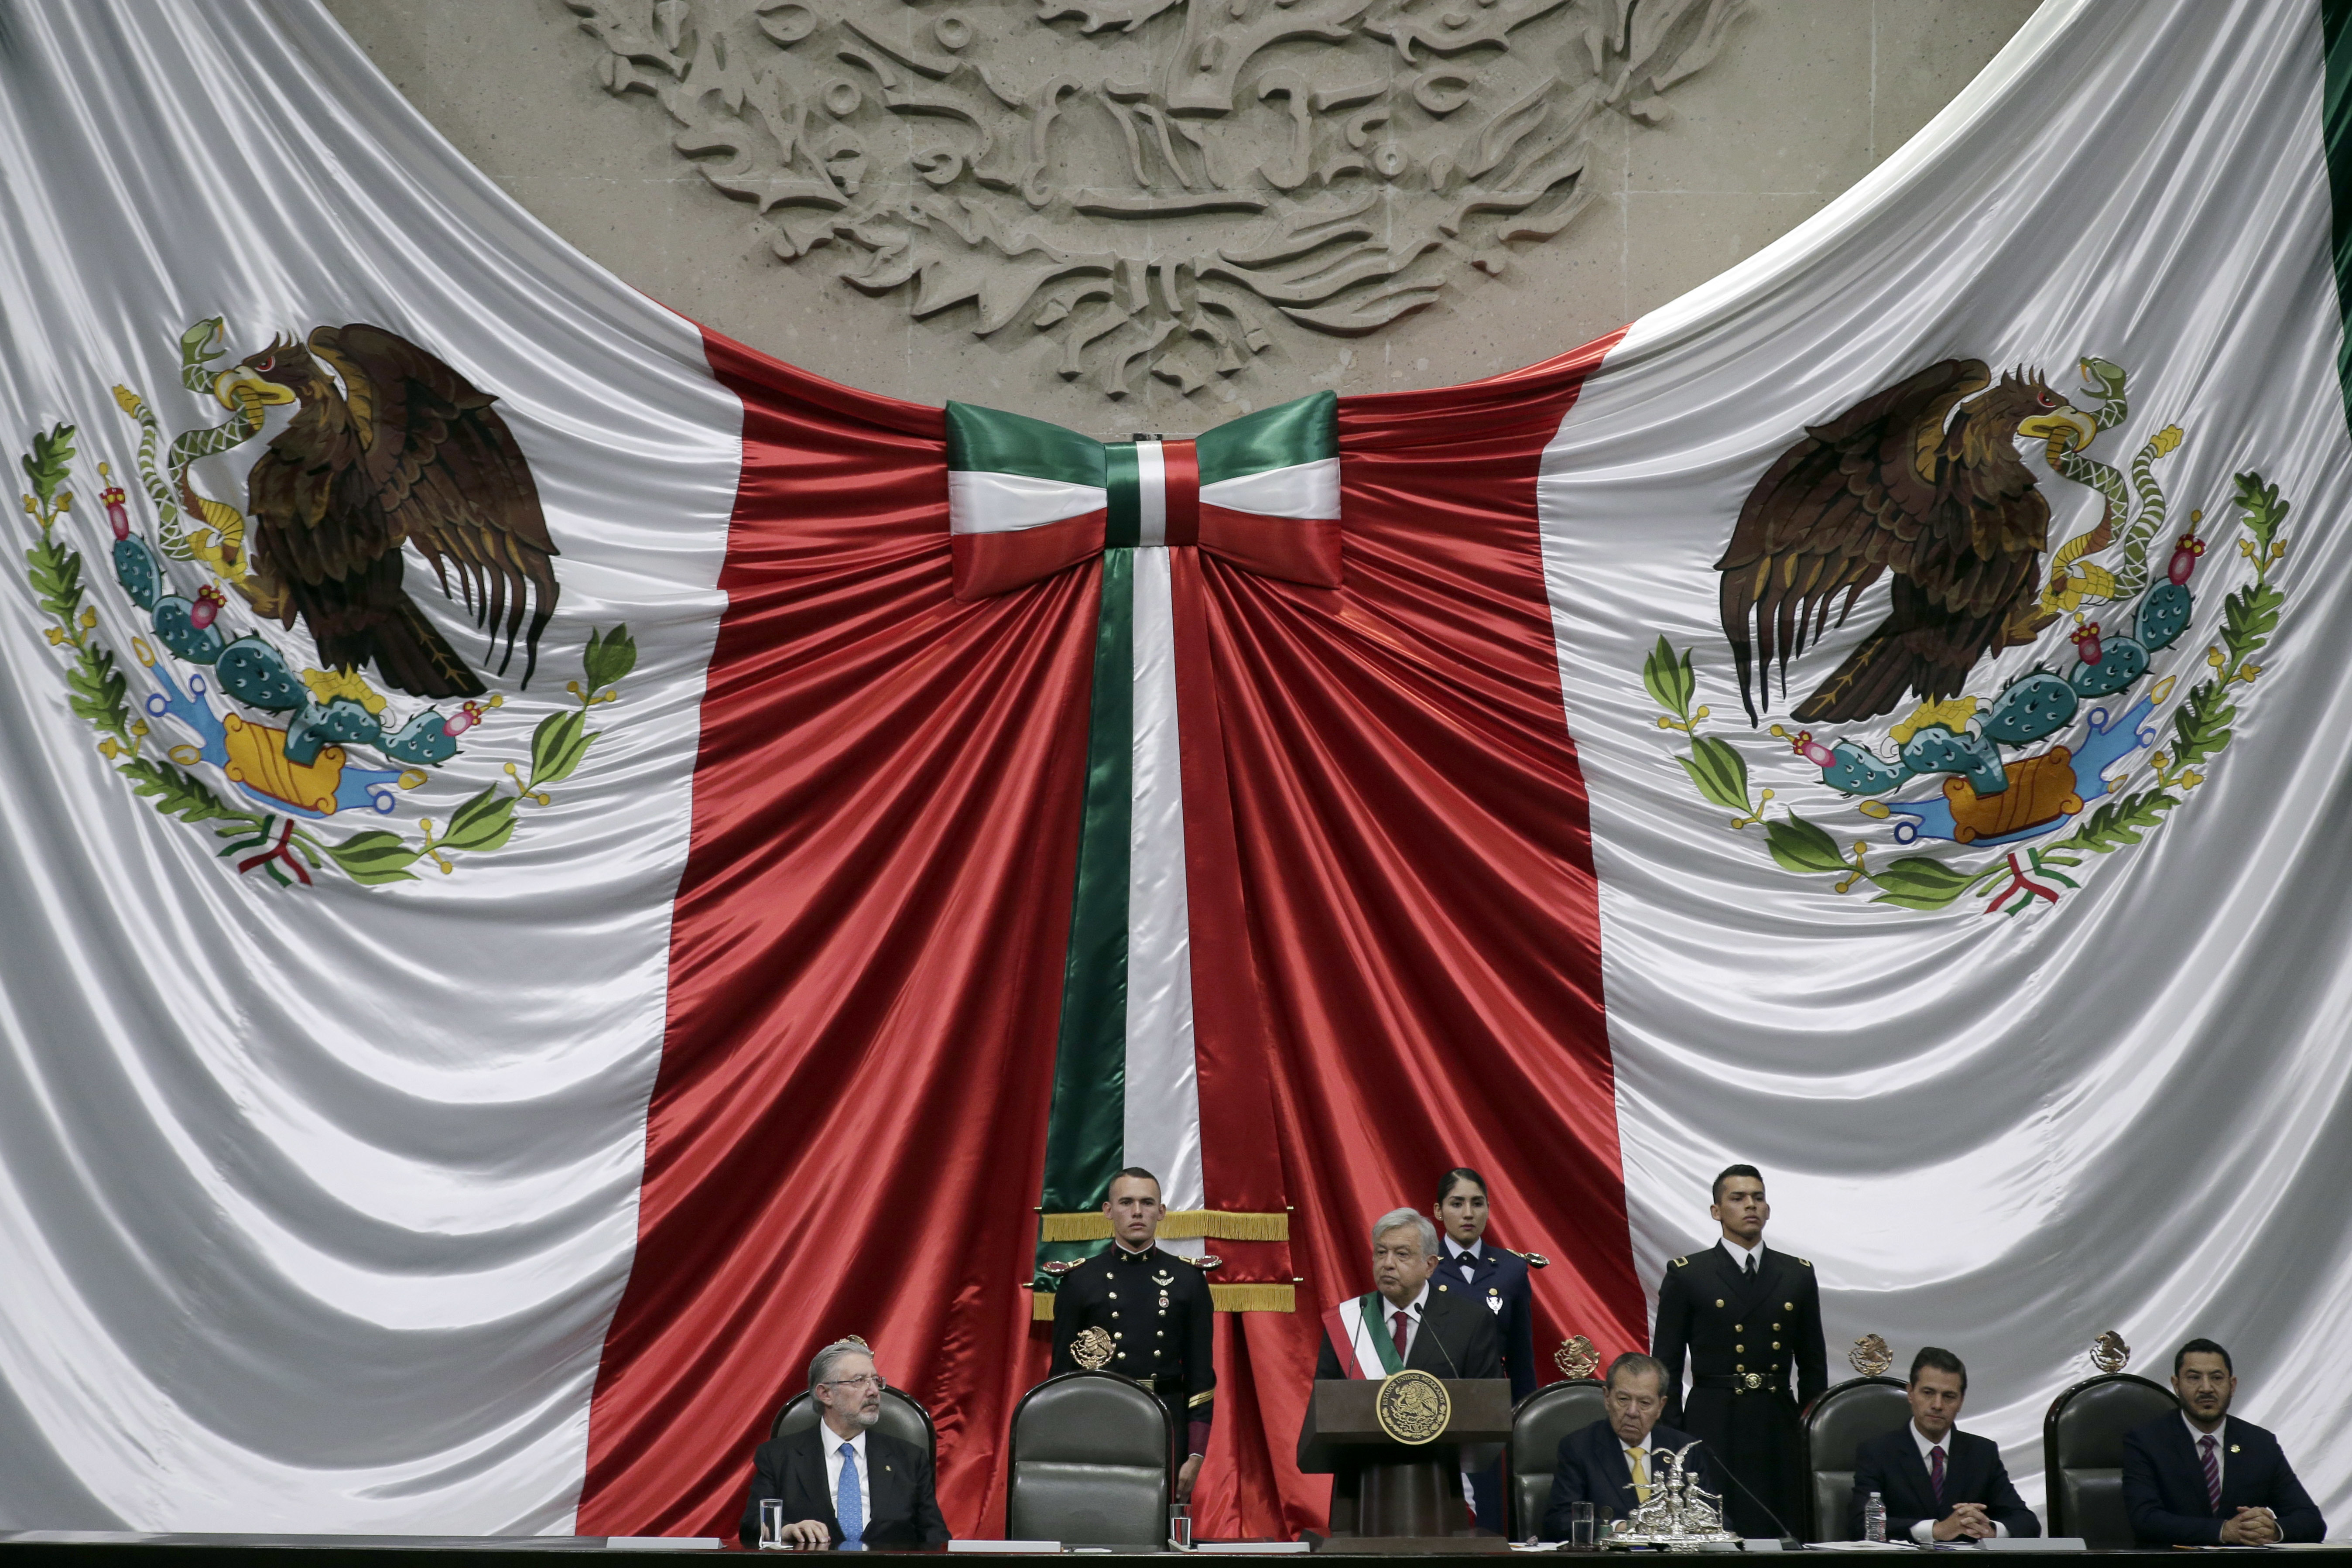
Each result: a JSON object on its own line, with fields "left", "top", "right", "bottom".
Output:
{"left": 1374, "top": 1368, "right": 1452, "bottom": 1446}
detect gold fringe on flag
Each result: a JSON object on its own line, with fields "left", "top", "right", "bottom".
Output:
{"left": 1037, "top": 1209, "right": 1289, "bottom": 1242}
{"left": 1031, "top": 1282, "right": 1294, "bottom": 1318}
{"left": 1207, "top": 1282, "right": 1294, "bottom": 1312}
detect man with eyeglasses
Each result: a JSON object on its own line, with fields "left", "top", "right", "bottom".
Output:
{"left": 738, "top": 1339, "right": 949, "bottom": 1548}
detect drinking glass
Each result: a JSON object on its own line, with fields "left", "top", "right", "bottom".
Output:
{"left": 1570, "top": 1501, "right": 1597, "bottom": 1550}
{"left": 1170, "top": 1502, "right": 1193, "bottom": 1550}
{"left": 758, "top": 1498, "right": 784, "bottom": 1550}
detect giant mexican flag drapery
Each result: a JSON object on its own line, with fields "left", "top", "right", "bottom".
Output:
{"left": 3, "top": 0, "right": 2352, "bottom": 1543}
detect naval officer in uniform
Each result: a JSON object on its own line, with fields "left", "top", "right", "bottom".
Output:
{"left": 1049, "top": 1166, "right": 1217, "bottom": 1500}
{"left": 1434, "top": 1167, "right": 1536, "bottom": 1533}
{"left": 1650, "top": 1164, "right": 1825, "bottom": 1541}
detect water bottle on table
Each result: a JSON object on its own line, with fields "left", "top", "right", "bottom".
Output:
{"left": 1863, "top": 1490, "right": 1886, "bottom": 1544}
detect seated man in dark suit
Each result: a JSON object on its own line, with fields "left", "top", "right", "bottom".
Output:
{"left": 1849, "top": 1347, "right": 2038, "bottom": 1541}
{"left": 2121, "top": 1338, "right": 2325, "bottom": 1545}
{"left": 1543, "top": 1352, "right": 1720, "bottom": 1539}
{"left": 738, "top": 1339, "right": 951, "bottom": 1548}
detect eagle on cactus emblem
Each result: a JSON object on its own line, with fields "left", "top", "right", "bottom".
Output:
{"left": 15, "top": 316, "right": 633, "bottom": 890}
{"left": 1639, "top": 355, "right": 2289, "bottom": 917}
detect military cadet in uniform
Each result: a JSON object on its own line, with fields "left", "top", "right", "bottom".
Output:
{"left": 1434, "top": 1167, "right": 1536, "bottom": 1534}
{"left": 1049, "top": 1166, "right": 1216, "bottom": 1500}
{"left": 1650, "top": 1164, "right": 1825, "bottom": 1541}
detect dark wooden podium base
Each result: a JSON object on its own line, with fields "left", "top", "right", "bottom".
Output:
{"left": 1318, "top": 1446, "right": 1506, "bottom": 1551}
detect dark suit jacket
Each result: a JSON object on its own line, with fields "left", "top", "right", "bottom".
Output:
{"left": 1847, "top": 1425, "right": 2038, "bottom": 1540}
{"left": 2120, "top": 1412, "right": 2325, "bottom": 1545}
{"left": 1438, "top": 1241, "right": 1538, "bottom": 1403}
{"left": 1542, "top": 1419, "right": 1716, "bottom": 1539}
{"left": 736, "top": 1425, "right": 950, "bottom": 1548}
{"left": 1310, "top": 1277, "right": 1503, "bottom": 1383}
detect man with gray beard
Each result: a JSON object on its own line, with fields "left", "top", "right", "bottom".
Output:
{"left": 739, "top": 1340, "right": 950, "bottom": 1548}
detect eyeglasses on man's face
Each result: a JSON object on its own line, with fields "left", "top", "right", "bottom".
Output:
{"left": 822, "top": 1373, "right": 887, "bottom": 1393}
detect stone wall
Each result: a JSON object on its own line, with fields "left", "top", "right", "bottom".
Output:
{"left": 323, "top": 0, "right": 2038, "bottom": 428}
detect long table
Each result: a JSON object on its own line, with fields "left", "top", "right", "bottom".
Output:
{"left": 3, "top": 1538, "right": 2349, "bottom": 1567}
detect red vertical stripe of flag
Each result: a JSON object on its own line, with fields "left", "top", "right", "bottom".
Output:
{"left": 575, "top": 330, "right": 1097, "bottom": 1541}
{"left": 1188, "top": 332, "right": 1645, "bottom": 1535}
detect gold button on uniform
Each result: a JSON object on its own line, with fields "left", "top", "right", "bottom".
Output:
{"left": 1735, "top": 1363, "right": 1745, "bottom": 1372}
{"left": 1773, "top": 1341, "right": 1782, "bottom": 1349}
{"left": 1715, "top": 1298, "right": 1725, "bottom": 1308}
{"left": 1784, "top": 1301, "right": 1794, "bottom": 1311}
{"left": 1733, "top": 1324, "right": 1743, "bottom": 1332}
{"left": 1734, "top": 1344, "right": 1744, "bottom": 1352}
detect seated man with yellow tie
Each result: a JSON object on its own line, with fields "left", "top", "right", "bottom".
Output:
{"left": 1542, "top": 1352, "right": 1720, "bottom": 1538}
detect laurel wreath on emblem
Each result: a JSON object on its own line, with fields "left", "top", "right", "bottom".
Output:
{"left": 13, "top": 318, "right": 632, "bottom": 890}
{"left": 1374, "top": 1367, "right": 1450, "bottom": 1445}
{"left": 1639, "top": 356, "right": 2290, "bottom": 917}
{"left": 1071, "top": 1325, "right": 1115, "bottom": 1371}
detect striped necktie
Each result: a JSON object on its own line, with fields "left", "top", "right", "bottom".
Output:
{"left": 2200, "top": 1434, "right": 2220, "bottom": 1510}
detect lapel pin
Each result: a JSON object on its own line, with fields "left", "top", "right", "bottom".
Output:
{"left": 2230, "top": 1445, "right": 2240, "bottom": 1454}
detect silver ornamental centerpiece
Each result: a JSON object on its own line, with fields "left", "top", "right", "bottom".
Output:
{"left": 1605, "top": 1441, "right": 1739, "bottom": 1552}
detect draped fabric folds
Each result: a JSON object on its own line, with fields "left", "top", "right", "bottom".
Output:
{"left": 578, "top": 333, "right": 1643, "bottom": 1539}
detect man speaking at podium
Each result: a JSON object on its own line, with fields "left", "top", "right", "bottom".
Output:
{"left": 1313, "top": 1209, "right": 1503, "bottom": 1384}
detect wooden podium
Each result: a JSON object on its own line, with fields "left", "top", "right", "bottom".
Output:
{"left": 1296, "top": 1378, "right": 1514, "bottom": 1552}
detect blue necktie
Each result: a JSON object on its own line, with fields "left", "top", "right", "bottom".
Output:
{"left": 837, "top": 1441, "right": 864, "bottom": 1551}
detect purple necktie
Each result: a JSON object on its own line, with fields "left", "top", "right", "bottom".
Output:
{"left": 2200, "top": 1435, "right": 2221, "bottom": 1510}
{"left": 1930, "top": 1445, "right": 1945, "bottom": 1503}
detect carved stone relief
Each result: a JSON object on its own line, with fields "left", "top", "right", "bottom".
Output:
{"left": 564, "top": 0, "right": 1746, "bottom": 396}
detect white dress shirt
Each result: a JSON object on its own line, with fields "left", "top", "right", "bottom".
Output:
{"left": 822, "top": 1425, "right": 873, "bottom": 1535}
{"left": 1907, "top": 1422, "right": 2008, "bottom": 1542}
{"left": 2184, "top": 1414, "right": 2226, "bottom": 1493}
{"left": 1721, "top": 1236, "right": 1764, "bottom": 1274}
{"left": 1383, "top": 1281, "right": 1431, "bottom": 1357}
{"left": 1446, "top": 1238, "right": 1483, "bottom": 1282}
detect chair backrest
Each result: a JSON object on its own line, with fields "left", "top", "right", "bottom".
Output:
{"left": 770, "top": 1386, "right": 938, "bottom": 1461}
{"left": 1802, "top": 1376, "right": 1910, "bottom": 1541}
{"left": 1005, "top": 1372, "right": 1172, "bottom": 1546}
{"left": 2044, "top": 1373, "right": 2177, "bottom": 1547}
{"left": 1508, "top": 1379, "right": 1607, "bottom": 1538}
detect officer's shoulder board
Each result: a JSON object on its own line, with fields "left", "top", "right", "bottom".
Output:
{"left": 1794, "top": 1256, "right": 1813, "bottom": 1268}
{"left": 1670, "top": 1255, "right": 1689, "bottom": 1268}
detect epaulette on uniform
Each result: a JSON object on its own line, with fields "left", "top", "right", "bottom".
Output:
{"left": 1670, "top": 1256, "right": 1688, "bottom": 1267}
{"left": 1795, "top": 1257, "right": 1813, "bottom": 1267}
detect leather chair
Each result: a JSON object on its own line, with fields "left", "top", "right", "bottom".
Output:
{"left": 770, "top": 1384, "right": 937, "bottom": 1460}
{"left": 1801, "top": 1376, "right": 1910, "bottom": 1541}
{"left": 2044, "top": 1373, "right": 2177, "bottom": 1547}
{"left": 1507, "top": 1379, "right": 1606, "bottom": 1539}
{"left": 1005, "top": 1371, "right": 1173, "bottom": 1545}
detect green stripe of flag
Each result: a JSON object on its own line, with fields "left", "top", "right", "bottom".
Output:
{"left": 946, "top": 401, "right": 1106, "bottom": 486}
{"left": 1037, "top": 549, "right": 1134, "bottom": 1218}
{"left": 1196, "top": 390, "right": 1337, "bottom": 485}
{"left": 2321, "top": 0, "right": 2352, "bottom": 423}
{"left": 1104, "top": 444, "right": 1143, "bottom": 548}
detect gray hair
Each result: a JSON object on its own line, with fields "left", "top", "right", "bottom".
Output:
{"left": 808, "top": 1339, "right": 876, "bottom": 1395}
{"left": 1371, "top": 1207, "right": 1439, "bottom": 1257}
{"left": 1606, "top": 1352, "right": 1668, "bottom": 1391}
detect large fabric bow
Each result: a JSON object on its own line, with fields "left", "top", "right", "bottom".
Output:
{"left": 945, "top": 392, "right": 1339, "bottom": 599}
